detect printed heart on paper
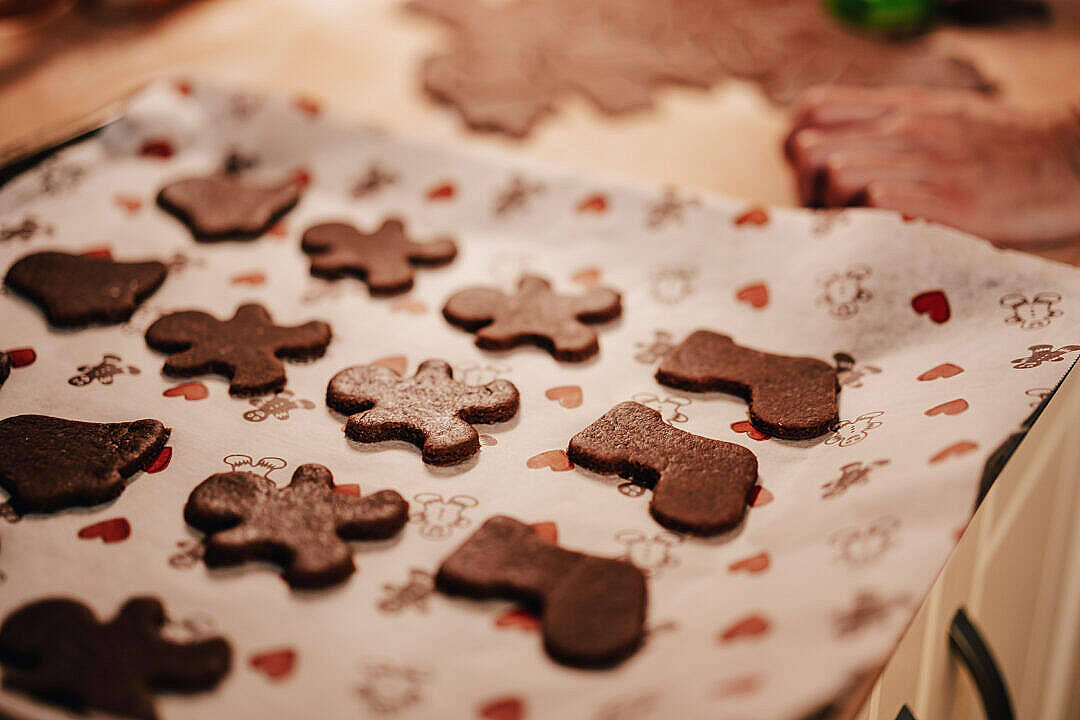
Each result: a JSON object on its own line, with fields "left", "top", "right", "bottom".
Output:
{"left": 911, "top": 290, "right": 951, "bottom": 324}
{"left": 267, "top": 222, "right": 288, "bottom": 238}
{"left": 5, "top": 347, "right": 37, "bottom": 368}
{"left": 77, "top": 517, "right": 131, "bottom": 543}
{"left": 749, "top": 486, "right": 773, "bottom": 507}
{"left": 925, "top": 399, "right": 969, "bottom": 417}
{"left": 577, "top": 193, "right": 608, "bottom": 213}
{"left": 138, "top": 137, "right": 175, "bottom": 160}
{"left": 495, "top": 608, "right": 540, "bottom": 632}
{"left": 174, "top": 79, "right": 194, "bottom": 96}
{"left": 717, "top": 614, "right": 771, "bottom": 643}
{"left": 81, "top": 246, "right": 113, "bottom": 259}
{"left": 918, "top": 363, "right": 964, "bottom": 381}
{"left": 734, "top": 207, "right": 769, "bottom": 226}
{"left": 372, "top": 356, "right": 408, "bottom": 376}
{"left": 735, "top": 283, "right": 769, "bottom": 309}
{"left": 929, "top": 441, "right": 979, "bottom": 464}
{"left": 144, "top": 446, "right": 173, "bottom": 474}
{"left": 230, "top": 272, "right": 266, "bottom": 286}
{"left": 390, "top": 299, "right": 427, "bottom": 314}
{"left": 478, "top": 697, "right": 525, "bottom": 720}
{"left": 529, "top": 522, "right": 558, "bottom": 545}
{"left": 335, "top": 484, "right": 362, "bottom": 497}
{"left": 571, "top": 267, "right": 602, "bottom": 286}
{"left": 731, "top": 420, "right": 769, "bottom": 441}
{"left": 427, "top": 182, "right": 457, "bottom": 200}
{"left": 294, "top": 95, "right": 322, "bottom": 116}
{"left": 163, "top": 382, "right": 209, "bottom": 401}
{"left": 728, "top": 551, "right": 770, "bottom": 574}
{"left": 290, "top": 167, "right": 313, "bottom": 189}
{"left": 526, "top": 450, "right": 574, "bottom": 472}
{"left": 713, "top": 674, "right": 763, "bottom": 699}
{"left": 114, "top": 195, "right": 142, "bottom": 214}
{"left": 544, "top": 385, "right": 583, "bottom": 409}
{"left": 250, "top": 648, "right": 297, "bottom": 680}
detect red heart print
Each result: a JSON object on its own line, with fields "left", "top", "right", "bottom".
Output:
{"left": 529, "top": 522, "right": 558, "bottom": 545}
{"left": 925, "top": 399, "right": 969, "bottom": 417}
{"left": 138, "top": 138, "right": 175, "bottom": 159}
{"left": 77, "top": 517, "right": 131, "bottom": 543}
{"left": 734, "top": 207, "right": 769, "bottom": 226}
{"left": 929, "top": 441, "right": 979, "bottom": 464}
{"left": 250, "top": 648, "right": 297, "bottom": 680}
{"left": 427, "top": 182, "right": 457, "bottom": 200}
{"left": 390, "top": 299, "right": 427, "bottom": 314}
{"left": 731, "top": 420, "right": 769, "bottom": 441}
{"left": 294, "top": 95, "right": 322, "bottom": 116}
{"left": 174, "top": 79, "right": 194, "bottom": 96}
{"left": 81, "top": 246, "right": 112, "bottom": 259}
{"left": 335, "top": 484, "right": 362, "bottom": 497}
{"left": 735, "top": 282, "right": 768, "bottom": 309}
{"left": 114, "top": 195, "right": 142, "bottom": 214}
{"left": 911, "top": 290, "right": 951, "bottom": 324}
{"left": 544, "top": 386, "right": 583, "bottom": 409}
{"left": 918, "top": 363, "right": 963, "bottom": 381}
{"left": 230, "top": 271, "right": 266, "bottom": 286}
{"left": 577, "top": 193, "right": 608, "bottom": 213}
{"left": 479, "top": 697, "right": 525, "bottom": 720}
{"left": 571, "top": 267, "right": 602, "bottom": 286}
{"left": 717, "top": 614, "right": 771, "bottom": 643}
{"left": 525, "top": 450, "right": 574, "bottom": 472}
{"left": 713, "top": 674, "right": 763, "bottom": 699}
{"left": 749, "top": 486, "right": 773, "bottom": 507}
{"left": 728, "top": 551, "right": 770, "bottom": 574}
{"left": 267, "top": 222, "right": 288, "bottom": 238}
{"left": 144, "top": 446, "right": 172, "bottom": 474}
{"left": 495, "top": 608, "right": 540, "bottom": 631}
{"left": 372, "top": 356, "right": 407, "bottom": 376}
{"left": 163, "top": 382, "right": 209, "bottom": 401}
{"left": 290, "top": 167, "right": 312, "bottom": 189}
{"left": 5, "top": 347, "right": 36, "bottom": 368}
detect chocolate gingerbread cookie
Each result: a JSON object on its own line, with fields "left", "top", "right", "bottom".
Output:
{"left": 157, "top": 174, "right": 300, "bottom": 241}
{"left": 443, "top": 275, "right": 621, "bottom": 361}
{"left": 0, "top": 415, "right": 170, "bottom": 514}
{"left": 0, "top": 351, "right": 9, "bottom": 389}
{"left": 568, "top": 401, "right": 758, "bottom": 534}
{"left": 0, "top": 596, "right": 231, "bottom": 720}
{"left": 436, "top": 515, "right": 646, "bottom": 667}
{"left": 184, "top": 463, "right": 408, "bottom": 588}
{"left": 301, "top": 218, "right": 457, "bottom": 295}
{"left": 656, "top": 330, "right": 839, "bottom": 439}
{"left": 4, "top": 251, "right": 167, "bottom": 328}
{"left": 326, "top": 359, "right": 519, "bottom": 465}
{"left": 145, "top": 303, "right": 331, "bottom": 396}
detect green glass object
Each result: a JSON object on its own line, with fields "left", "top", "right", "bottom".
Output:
{"left": 827, "top": 0, "right": 939, "bottom": 34}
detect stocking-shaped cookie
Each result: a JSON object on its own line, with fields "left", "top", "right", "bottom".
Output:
{"left": 157, "top": 174, "right": 300, "bottom": 241}
{"left": 436, "top": 515, "right": 646, "bottom": 667}
{"left": 145, "top": 303, "right": 331, "bottom": 395}
{"left": 301, "top": 219, "right": 457, "bottom": 295}
{"left": 656, "top": 330, "right": 838, "bottom": 439}
{"left": 0, "top": 415, "right": 170, "bottom": 514}
{"left": 0, "top": 596, "right": 231, "bottom": 720}
{"left": 568, "top": 402, "right": 758, "bottom": 534}
{"left": 5, "top": 251, "right": 167, "bottom": 328}
{"left": 326, "top": 359, "right": 519, "bottom": 465}
{"left": 443, "top": 275, "right": 621, "bottom": 361}
{"left": 184, "top": 463, "right": 408, "bottom": 588}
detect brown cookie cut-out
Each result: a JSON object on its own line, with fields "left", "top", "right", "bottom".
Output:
{"left": 656, "top": 330, "right": 839, "bottom": 439}
{"left": 443, "top": 275, "right": 621, "bottom": 361}
{"left": 157, "top": 174, "right": 300, "bottom": 241}
{"left": 4, "top": 251, "right": 167, "bottom": 328}
{"left": 436, "top": 515, "right": 646, "bottom": 667}
{"left": 0, "top": 352, "right": 9, "bottom": 389}
{"left": 301, "top": 219, "right": 458, "bottom": 295}
{"left": 567, "top": 402, "right": 758, "bottom": 535}
{"left": 0, "top": 415, "right": 170, "bottom": 514}
{"left": 326, "top": 359, "right": 519, "bottom": 465}
{"left": 145, "top": 303, "right": 331, "bottom": 396}
{"left": 0, "top": 596, "right": 231, "bottom": 720}
{"left": 184, "top": 463, "right": 408, "bottom": 589}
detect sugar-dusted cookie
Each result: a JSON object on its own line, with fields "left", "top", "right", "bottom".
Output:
{"left": 184, "top": 463, "right": 408, "bottom": 589}
{"left": 145, "top": 303, "right": 331, "bottom": 396}
{"left": 436, "top": 515, "right": 646, "bottom": 667}
{"left": 443, "top": 274, "right": 621, "bottom": 361}
{"left": 158, "top": 174, "right": 300, "bottom": 241}
{"left": 0, "top": 415, "right": 170, "bottom": 514}
{"left": 568, "top": 401, "right": 758, "bottom": 534}
{"left": 0, "top": 596, "right": 231, "bottom": 720}
{"left": 326, "top": 359, "right": 519, "bottom": 465}
{"left": 301, "top": 218, "right": 457, "bottom": 295}
{"left": 5, "top": 251, "right": 167, "bottom": 328}
{"left": 656, "top": 330, "right": 839, "bottom": 439}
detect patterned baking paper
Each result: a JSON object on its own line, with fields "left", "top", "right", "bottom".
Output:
{"left": 1, "top": 81, "right": 1077, "bottom": 720}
